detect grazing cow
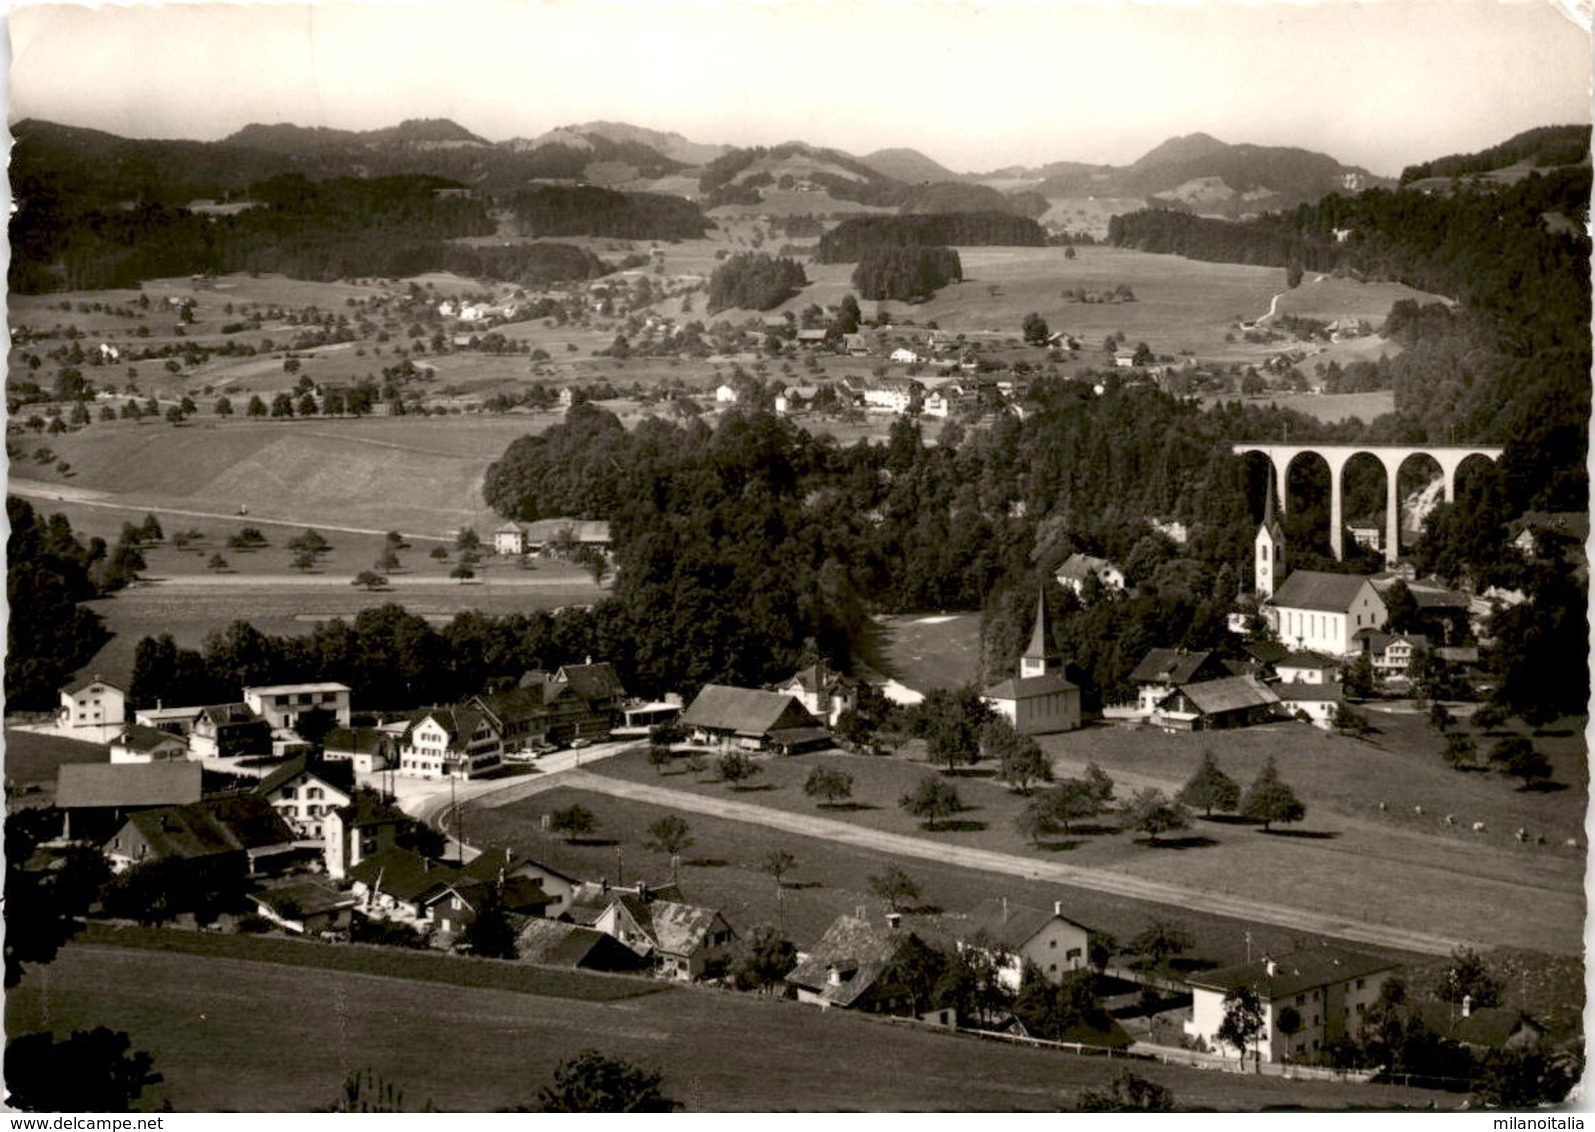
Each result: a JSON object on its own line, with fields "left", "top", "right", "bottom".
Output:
{"left": 1515, "top": 828, "right": 1528, "bottom": 842}
{"left": 1566, "top": 838, "right": 1580, "bottom": 849}
{"left": 1443, "top": 815, "right": 1457, "bottom": 826}
{"left": 1378, "top": 801, "right": 1387, "bottom": 812}
{"left": 1472, "top": 821, "right": 1487, "bottom": 833}
{"left": 1413, "top": 805, "right": 1424, "bottom": 816}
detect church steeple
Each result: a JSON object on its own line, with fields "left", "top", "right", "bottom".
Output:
{"left": 1255, "top": 465, "right": 1286, "bottom": 598}
{"left": 1020, "top": 586, "right": 1061, "bottom": 679}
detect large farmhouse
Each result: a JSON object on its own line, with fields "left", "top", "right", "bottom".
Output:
{"left": 679, "top": 685, "right": 830, "bottom": 753}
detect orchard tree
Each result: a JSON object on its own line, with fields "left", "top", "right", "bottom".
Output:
{"left": 548, "top": 804, "right": 598, "bottom": 844}
{"left": 644, "top": 815, "right": 694, "bottom": 859}
{"left": 717, "top": 751, "right": 762, "bottom": 790}
{"left": 868, "top": 865, "right": 920, "bottom": 913}
{"left": 1217, "top": 985, "right": 1266, "bottom": 1070}
{"left": 351, "top": 570, "right": 387, "bottom": 591}
{"left": 1021, "top": 312, "right": 1050, "bottom": 346}
{"left": 899, "top": 775, "right": 963, "bottom": 830}
{"left": 1127, "top": 920, "right": 1194, "bottom": 970}
{"left": 734, "top": 926, "right": 798, "bottom": 995}
{"left": 1176, "top": 751, "right": 1240, "bottom": 817}
{"left": 532, "top": 1050, "right": 675, "bottom": 1113}
{"left": 646, "top": 743, "right": 673, "bottom": 775}
{"left": 1241, "top": 757, "right": 1306, "bottom": 831}
{"left": 985, "top": 719, "right": 1053, "bottom": 794}
{"left": 760, "top": 849, "right": 796, "bottom": 893}
{"left": 1124, "top": 787, "right": 1189, "bottom": 845}
{"left": 1489, "top": 736, "right": 1552, "bottom": 789}
{"left": 803, "top": 765, "right": 854, "bottom": 807}
{"left": 1442, "top": 732, "right": 1478, "bottom": 769}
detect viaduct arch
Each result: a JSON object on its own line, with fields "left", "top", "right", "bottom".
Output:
{"left": 1232, "top": 443, "right": 1504, "bottom": 564}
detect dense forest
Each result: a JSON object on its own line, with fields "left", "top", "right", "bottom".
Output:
{"left": 816, "top": 212, "right": 1047, "bottom": 262}
{"left": 506, "top": 185, "right": 708, "bottom": 241}
{"left": 851, "top": 246, "right": 963, "bottom": 301}
{"left": 6, "top": 500, "right": 111, "bottom": 710}
{"left": 706, "top": 253, "right": 808, "bottom": 313}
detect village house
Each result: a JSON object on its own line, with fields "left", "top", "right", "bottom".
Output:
{"left": 983, "top": 591, "right": 1082, "bottom": 735}
{"left": 1272, "top": 651, "right": 1340, "bottom": 685}
{"left": 1185, "top": 947, "right": 1398, "bottom": 1064}
{"left": 451, "top": 847, "right": 578, "bottom": 919}
{"left": 1128, "top": 648, "right": 1233, "bottom": 716}
{"left": 188, "top": 703, "right": 274, "bottom": 760}
{"left": 56, "top": 761, "right": 204, "bottom": 843}
{"left": 1347, "top": 520, "right": 1382, "bottom": 553}
{"left": 679, "top": 684, "right": 831, "bottom": 754}
{"left": 346, "top": 847, "right": 459, "bottom": 924}
{"left": 59, "top": 675, "right": 126, "bottom": 738}
{"left": 323, "top": 792, "right": 410, "bottom": 880}
{"left": 243, "top": 682, "right": 352, "bottom": 733}
{"left": 715, "top": 383, "right": 739, "bottom": 404}
{"left": 523, "top": 518, "right": 611, "bottom": 557}
{"left": 321, "top": 726, "right": 395, "bottom": 774}
{"left": 774, "top": 661, "right": 860, "bottom": 728}
{"left": 109, "top": 723, "right": 190, "bottom": 765}
{"left": 514, "top": 919, "right": 652, "bottom": 973}
{"left": 1054, "top": 553, "right": 1125, "bottom": 597}
{"left": 1155, "top": 675, "right": 1280, "bottom": 731}
{"left": 493, "top": 521, "right": 529, "bottom": 555}
{"left": 398, "top": 706, "right": 503, "bottom": 779}
{"left": 255, "top": 755, "right": 354, "bottom": 841}
{"left": 1267, "top": 570, "right": 1388, "bottom": 656}
{"left": 890, "top": 347, "right": 920, "bottom": 365}
{"left": 1411, "top": 998, "right": 1547, "bottom": 1055}
{"left": 133, "top": 705, "right": 204, "bottom": 736}
{"left": 105, "top": 794, "right": 299, "bottom": 880}
{"left": 787, "top": 911, "right": 935, "bottom": 1014}
{"left": 251, "top": 879, "right": 358, "bottom": 936}
{"left": 921, "top": 391, "right": 951, "bottom": 418}
{"left": 956, "top": 899, "right": 1096, "bottom": 991}
{"left": 594, "top": 890, "right": 737, "bottom": 981}
{"left": 842, "top": 333, "right": 870, "bottom": 357}
{"left": 1359, "top": 631, "right": 1431, "bottom": 681}
{"left": 426, "top": 875, "right": 552, "bottom": 944}
{"left": 862, "top": 377, "right": 917, "bottom": 414}
{"left": 1276, "top": 680, "right": 1345, "bottom": 729}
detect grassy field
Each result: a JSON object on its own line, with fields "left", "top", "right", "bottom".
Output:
{"left": 4, "top": 729, "right": 108, "bottom": 804}
{"left": 1201, "top": 389, "right": 1398, "bottom": 424}
{"left": 874, "top": 612, "right": 985, "bottom": 689}
{"left": 1274, "top": 275, "right": 1453, "bottom": 323}
{"left": 8, "top": 943, "right": 1454, "bottom": 1112}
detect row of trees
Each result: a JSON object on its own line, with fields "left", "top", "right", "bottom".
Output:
{"left": 816, "top": 211, "right": 1046, "bottom": 262}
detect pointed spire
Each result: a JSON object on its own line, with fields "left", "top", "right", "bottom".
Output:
{"left": 1263, "top": 464, "right": 1276, "bottom": 525}
{"left": 1021, "top": 585, "right": 1060, "bottom": 677}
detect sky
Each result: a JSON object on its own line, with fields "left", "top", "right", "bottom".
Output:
{"left": 6, "top": 0, "right": 1592, "bottom": 175}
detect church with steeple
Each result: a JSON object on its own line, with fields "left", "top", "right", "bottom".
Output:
{"left": 1254, "top": 469, "right": 1286, "bottom": 598}
{"left": 982, "top": 587, "right": 1082, "bottom": 734}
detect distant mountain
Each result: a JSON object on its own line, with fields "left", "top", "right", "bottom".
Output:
{"left": 567, "top": 121, "right": 727, "bottom": 167}
{"left": 1129, "top": 131, "right": 1232, "bottom": 171}
{"left": 859, "top": 147, "right": 966, "bottom": 185}
{"left": 225, "top": 118, "right": 492, "bottom": 154}
{"left": 1400, "top": 125, "right": 1592, "bottom": 185}
{"left": 697, "top": 141, "right": 905, "bottom": 208}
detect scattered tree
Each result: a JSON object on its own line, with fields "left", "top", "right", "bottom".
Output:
{"left": 532, "top": 1050, "right": 675, "bottom": 1112}
{"left": 1489, "top": 736, "right": 1552, "bottom": 789}
{"left": 803, "top": 765, "right": 854, "bottom": 807}
{"left": 1436, "top": 945, "right": 1503, "bottom": 1008}
{"left": 206, "top": 552, "right": 229, "bottom": 573}
{"left": 1124, "top": 787, "right": 1190, "bottom": 844}
{"left": 1176, "top": 750, "right": 1240, "bottom": 817}
{"left": 868, "top": 865, "right": 920, "bottom": 912}
{"left": 4, "top": 1028, "right": 162, "bottom": 1113}
{"left": 1442, "top": 732, "right": 1478, "bottom": 769}
{"left": 716, "top": 751, "right": 762, "bottom": 790}
{"left": 1127, "top": 920, "right": 1194, "bottom": 971}
{"left": 548, "top": 804, "right": 598, "bottom": 844}
{"left": 760, "top": 849, "right": 796, "bottom": 893}
{"left": 1217, "top": 985, "right": 1266, "bottom": 1070}
{"left": 644, "top": 815, "right": 694, "bottom": 859}
{"left": 351, "top": 570, "right": 387, "bottom": 590}
{"left": 459, "top": 886, "right": 518, "bottom": 960}
{"left": 1240, "top": 757, "right": 1306, "bottom": 831}
{"left": 734, "top": 925, "right": 798, "bottom": 995}
{"left": 1076, "top": 1069, "right": 1175, "bottom": 1112}
{"left": 646, "top": 743, "right": 673, "bottom": 775}
{"left": 899, "top": 775, "right": 963, "bottom": 830}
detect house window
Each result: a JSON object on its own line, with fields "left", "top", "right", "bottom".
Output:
{"left": 1066, "top": 948, "right": 1082, "bottom": 962}
{"left": 281, "top": 787, "right": 297, "bottom": 799}
{"left": 307, "top": 787, "right": 323, "bottom": 800}
{"left": 1049, "top": 940, "right": 1057, "bottom": 949}
{"left": 1356, "top": 978, "right": 1365, "bottom": 990}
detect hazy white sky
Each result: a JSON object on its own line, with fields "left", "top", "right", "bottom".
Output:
{"left": 7, "top": 0, "right": 1591, "bottom": 175}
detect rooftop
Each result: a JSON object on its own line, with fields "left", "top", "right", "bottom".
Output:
{"left": 1270, "top": 570, "right": 1379, "bottom": 613}
{"left": 1189, "top": 947, "right": 1398, "bottom": 1000}
{"left": 57, "top": 761, "right": 203, "bottom": 810}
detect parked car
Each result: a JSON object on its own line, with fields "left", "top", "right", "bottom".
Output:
{"left": 569, "top": 738, "right": 591, "bottom": 749}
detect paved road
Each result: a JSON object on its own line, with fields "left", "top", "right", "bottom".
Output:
{"left": 538, "top": 771, "right": 1473, "bottom": 958}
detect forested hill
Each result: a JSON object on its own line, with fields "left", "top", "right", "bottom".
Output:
{"left": 1109, "top": 160, "right": 1590, "bottom": 515}
{"left": 816, "top": 212, "right": 1046, "bottom": 262}
{"left": 1400, "top": 125, "right": 1591, "bottom": 184}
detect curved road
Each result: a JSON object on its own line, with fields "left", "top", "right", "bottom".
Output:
{"left": 443, "top": 762, "right": 1474, "bottom": 958}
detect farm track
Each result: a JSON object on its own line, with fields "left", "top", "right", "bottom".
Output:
{"left": 491, "top": 770, "right": 1474, "bottom": 958}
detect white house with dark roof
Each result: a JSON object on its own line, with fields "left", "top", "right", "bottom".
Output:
{"left": 956, "top": 898, "right": 1096, "bottom": 991}
{"left": 1186, "top": 947, "right": 1398, "bottom": 1064}
{"left": 1273, "top": 651, "right": 1340, "bottom": 685}
{"left": 1128, "top": 648, "right": 1231, "bottom": 715}
{"left": 59, "top": 675, "right": 126, "bottom": 739}
{"left": 323, "top": 793, "right": 411, "bottom": 880}
{"left": 595, "top": 892, "right": 736, "bottom": 981}
{"left": 398, "top": 706, "right": 502, "bottom": 779}
{"left": 1155, "top": 675, "right": 1280, "bottom": 731}
{"left": 255, "top": 755, "right": 354, "bottom": 841}
{"left": 1267, "top": 570, "right": 1387, "bottom": 656}
{"left": 774, "top": 661, "right": 860, "bottom": 727}
{"left": 1055, "top": 553, "right": 1125, "bottom": 597}
{"left": 493, "top": 521, "right": 529, "bottom": 556}
{"left": 109, "top": 724, "right": 190, "bottom": 765}
{"left": 321, "top": 727, "right": 394, "bottom": 774}
{"left": 1276, "top": 680, "right": 1344, "bottom": 729}
{"left": 983, "top": 591, "right": 1081, "bottom": 735}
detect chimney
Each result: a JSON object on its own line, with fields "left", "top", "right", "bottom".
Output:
{"left": 827, "top": 964, "right": 842, "bottom": 987}
{"left": 637, "top": 880, "right": 649, "bottom": 902}
{"left": 1462, "top": 994, "right": 1473, "bottom": 1019}
{"left": 1054, "top": 900, "right": 1063, "bottom": 917}
{"left": 855, "top": 904, "right": 868, "bottom": 921}
{"left": 1002, "top": 895, "right": 1009, "bottom": 923}
{"left": 886, "top": 913, "right": 901, "bottom": 932}
{"left": 1263, "top": 955, "right": 1277, "bottom": 977}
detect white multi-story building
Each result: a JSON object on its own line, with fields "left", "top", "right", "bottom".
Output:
{"left": 243, "top": 683, "right": 352, "bottom": 732}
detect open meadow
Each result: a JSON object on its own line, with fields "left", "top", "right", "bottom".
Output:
{"left": 8, "top": 940, "right": 1454, "bottom": 1112}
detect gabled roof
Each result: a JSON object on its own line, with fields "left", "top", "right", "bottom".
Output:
{"left": 960, "top": 899, "right": 1093, "bottom": 951}
{"left": 407, "top": 706, "right": 491, "bottom": 744}
{"left": 198, "top": 703, "right": 266, "bottom": 727}
{"left": 523, "top": 518, "right": 610, "bottom": 545}
{"left": 470, "top": 685, "right": 551, "bottom": 729}
{"left": 1276, "top": 650, "right": 1339, "bottom": 672}
{"left": 494, "top": 521, "right": 526, "bottom": 535}
{"left": 1270, "top": 570, "right": 1379, "bottom": 613}
{"left": 781, "top": 662, "right": 857, "bottom": 697}
{"left": 614, "top": 895, "right": 729, "bottom": 957}
{"left": 243, "top": 682, "right": 351, "bottom": 697}
{"left": 680, "top": 684, "right": 819, "bottom": 737}
{"left": 347, "top": 847, "right": 460, "bottom": 904}
{"left": 515, "top": 919, "right": 651, "bottom": 971}
{"left": 1056, "top": 553, "right": 1116, "bottom": 582}
{"left": 62, "top": 673, "right": 124, "bottom": 697}
{"left": 983, "top": 672, "right": 1079, "bottom": 701}
{"left": 1129, "top": 647, "right": 1217, "bottom": 686}
{"left": 457, "top": 847, "right": 577, "bottom": 888}
{"left": 1361, "top": 631, "right": 1430, "bottom": 656}
{"left": 1410, "top": 1002, "right": 1545, "bottom": 1051}
{"left": 1276, "top": 680, "right": 1345, "bottom": 703}
{"left": 785, "top": 914, "right": 909, "bottom": 1008}
{"left": 113, "top": 724, "right": 188, "bottom": 753}
{"left": 1166, "top": 675, "right": 1279, "bottom": 714}
{"left": 57, "top": 761, "right": 203, "bottom": 809}
{"left": 253, "top": 879, "right": 358, "bottom": 918}
{"left": 122, "top": 795, "right": 296, "bottom": 860}
{"left": 255, "top": 754, "right": 354, "bottom": 799}
{"left": 556, "top": 662, "right": 626, "bottom": 701}
{"left": 1189, "top": 947, "right": 1397, "bottom": 1000}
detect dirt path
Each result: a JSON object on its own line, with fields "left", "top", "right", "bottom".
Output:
{"left": 537, "top": 771, "right": 1472, "bottom": 957}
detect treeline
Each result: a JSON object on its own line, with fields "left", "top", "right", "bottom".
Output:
{"left": 816, "top": 212, "right": 1046, "bottom": 262}
{"left": 1107, "top": 209, "right": 1296, "bottom": 267}
{"left": 11, "top": 173, "right": 496, "bottom": 293}
{"left": 483, "top": 391, "right": 1347, "bottom": 696}
{"left": 6, "top": 499, "right": 111, "bottom": 709}
{"left": 851, "top": 246, "right": 963, "bottom": 301}
{"left": 506, "top": 185, "right": 708, "bottom": 240}
{"left": 1400, "top": 125, "right": 1591, "bottom": 184}
{"left": 706, "top": 253, "right": 807, "bottom": 313}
